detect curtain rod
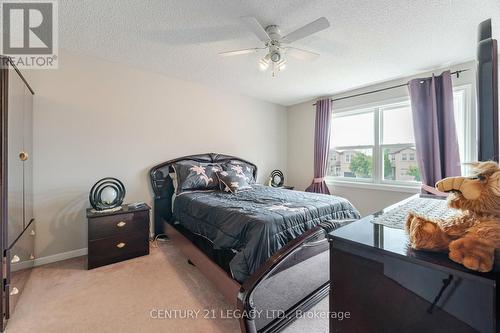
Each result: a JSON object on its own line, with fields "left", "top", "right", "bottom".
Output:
{"left": 312, "top": 69, "right": 469, "bottom": 106}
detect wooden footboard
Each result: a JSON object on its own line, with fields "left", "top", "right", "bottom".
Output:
{"left": 237, "top": 225, "right": 331, "bottom": 333}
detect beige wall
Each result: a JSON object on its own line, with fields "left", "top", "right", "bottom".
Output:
{"left": 287, "top": 62, "right": 478, "bottom": 216}
{"left": 26, "top": 50, "right": 287, "bottom": 259}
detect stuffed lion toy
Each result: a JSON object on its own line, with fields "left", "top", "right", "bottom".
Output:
{"left": 406, "top": 161, "right": 500, "bottom": 272}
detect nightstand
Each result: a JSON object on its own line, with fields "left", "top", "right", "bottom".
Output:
{"left": 86, "top": 204, "right": 150, "bottom": 269}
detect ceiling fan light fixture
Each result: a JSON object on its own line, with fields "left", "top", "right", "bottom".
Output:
{"left": 271, "top": 59, "right": 287, "bottom": 78}
{"left": 259, "top": 58, "right": 270, "bottom": 71}
{"left": 270, "top": 51, "right": 281, "bottom": 62}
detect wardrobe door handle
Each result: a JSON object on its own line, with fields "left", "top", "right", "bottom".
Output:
{"left": 116, "top": 221, "right": 126, "bottom": 228}
{"left": 19, "top": 151, "right": 28, "bottom": 161}
{"left": 11, "top": 255, "right": 20, "bottom": 263}
{"left": 116, "top": 242, "right": 126, "bottom": 249}
{"left": 10, "top": 287, "right": 19, "bottom": 296}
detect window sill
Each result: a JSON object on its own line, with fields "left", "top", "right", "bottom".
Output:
{"left": 326, "top": 179, "right": 421, "bottom": 193}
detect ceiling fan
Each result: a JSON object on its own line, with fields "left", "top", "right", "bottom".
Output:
{"left": 219, "top": 16, "right": 330, "bottom": 77}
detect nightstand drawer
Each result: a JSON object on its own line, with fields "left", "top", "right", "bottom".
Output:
{"left": 88, "top": 211, "right": 148, "bottom": 240}
{"left": 88, "top": 232, "right": 149, "bottom": 269}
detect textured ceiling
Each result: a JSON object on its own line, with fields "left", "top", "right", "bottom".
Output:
{"left": 60, "top": 0, "right": 500, "bottom": 106}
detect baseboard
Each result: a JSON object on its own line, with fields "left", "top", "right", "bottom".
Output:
{"left": 33, "top": 248, "right": 88, "bottom": 267}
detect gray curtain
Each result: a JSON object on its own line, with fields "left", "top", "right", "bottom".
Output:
{"left": 305, "top": 99, "right": 332, "bottom": 194}
{"left": 408, "top": 70, "right": 461, "bottom": 188}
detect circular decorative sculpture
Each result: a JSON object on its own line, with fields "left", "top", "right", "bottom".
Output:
{"left": 269, "top": 170, "right": 285, "bottom": 187}
{"left": 89, "top": 177, "right": 126, "bottom": 211}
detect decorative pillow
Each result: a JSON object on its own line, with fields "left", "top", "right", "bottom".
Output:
{"left": 172, "top": 161, "right": 223, "bottom": 194}
{"left": 216, "top": 170, "right": 252, "bottom": 193}
{"left": 222, "top": 160, "right": 256, "bottom": 184}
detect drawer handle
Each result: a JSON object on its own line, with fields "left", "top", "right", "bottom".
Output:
{"left": 116, "top": 242, "right": 126, "bottom": 249}
{"left": 10, "top": 287, "right": 19, "bottom": 296}
{"left": 30, "top": 229, "right": 36, "bottom": 236}
{"left": 30, "top": 254, "right": 35, "bottom": 260}
{"left": 116, "top": 221, "right": 126, "bottom": 228}
{"left": 11, "top": 255, "right": 20, "bottom": 263}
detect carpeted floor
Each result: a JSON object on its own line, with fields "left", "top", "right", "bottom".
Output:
{"left": 6, "top": 241, "right": 328, "bottom": 333}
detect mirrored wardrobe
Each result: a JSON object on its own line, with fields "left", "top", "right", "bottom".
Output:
{"left": 0, "top": 57, "right": 35, "bottom": 331}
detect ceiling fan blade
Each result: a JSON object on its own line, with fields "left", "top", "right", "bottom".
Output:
{"left": 241, "top": 16, "right": 270, "bottom": 42}
{"left": 282, "top": 17, "right": 330, "bottom": 43}
{"left": 218, "top": 48, "right": 262, "bottom": 57}
{"left": 284, "top": 47, "right": 320, "bottom": 61}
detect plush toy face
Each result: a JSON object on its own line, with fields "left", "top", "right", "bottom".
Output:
{"left": 436, "top": 162, "right": 500, "bottom": 217}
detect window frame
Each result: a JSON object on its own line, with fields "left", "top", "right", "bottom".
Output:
{"left": 327, "top": 85, "right": 473, "bottom": 190}
{"left": 328, "top": 106, "right": 376, "bottom": 183}
{"left": 453, "top": 84, "right": 475, "bottom": 174}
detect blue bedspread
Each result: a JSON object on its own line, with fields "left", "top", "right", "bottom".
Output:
{"left": 173, "top": 185, "right": 360, "bottom": 282}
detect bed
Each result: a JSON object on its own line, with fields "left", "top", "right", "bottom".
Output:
{"left": 150, "top": 153, "right": 360, "bottom": 333}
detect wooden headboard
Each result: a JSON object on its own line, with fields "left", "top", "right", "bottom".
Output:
{"left": 149, "top": 153, "right": 258, "bottom": 236}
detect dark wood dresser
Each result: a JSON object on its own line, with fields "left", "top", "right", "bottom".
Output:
{"left": 87, "top": 204, "right": 150, "bottom": 269}
{"left": 328, "top": 195, "right": 499, "bottom": 333}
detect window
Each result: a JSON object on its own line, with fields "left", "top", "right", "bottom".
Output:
{"left": 327, "top": 87, "right": 472, "bottom": 187}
